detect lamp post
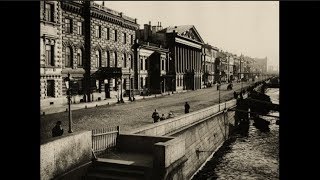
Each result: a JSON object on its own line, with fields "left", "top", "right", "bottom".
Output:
{"left": 218, "top": 72, "right": 221, "bottom": 111}
{"left": 64, "top": 73, "right": 73, "bottom": 133}
{"left": 240, "top": 56, "right": 243, "bottom": 92}
{"left": 128, "top": 68, "right": 132, "bottom": 101}
{"left": 120, "top": 78, "right": 124, "bottom": 103}
{"left": 117, "top": 78, "right": 120, "bottom": 103}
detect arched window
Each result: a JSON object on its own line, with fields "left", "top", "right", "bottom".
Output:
{"left": 122, "top": 53, "right": 127, "bottom": 68}
{"left": 114, "top": 52, "right": 118, "bottom": 67}
{"left": 95, "top": 50, "right": 101, "bottom": 68}
{"left": 65, "top": 46, "right": 72, "bottom": 67}
{"left": 77, "top": 49, "right": 83, "bottom": 67}
{"left": 105, "top": 51, "right": 110, "bottom": 67}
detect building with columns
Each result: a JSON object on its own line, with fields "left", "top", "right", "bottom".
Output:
{"left": 156, "top": 25, "right": 205, "bottom": 91}
{"left": 40, "top": 1, "right": 139, "bottom": 108}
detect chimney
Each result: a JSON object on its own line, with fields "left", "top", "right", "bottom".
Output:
{"left": 102, "top": 1, "right": 105, "bottom": 6}
{"left": 144, "top": 24, "right": 149, "bottom": 41}
{"left": 149, "top": 21, "right": 151, "bottom": 26}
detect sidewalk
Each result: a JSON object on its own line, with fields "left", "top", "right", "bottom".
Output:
{"left": 40, "top": 90, "right": 189, "bottom": 116}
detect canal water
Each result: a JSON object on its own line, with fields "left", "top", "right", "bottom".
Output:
{"left": 192, "top": 88, "right": 279, "bottom": 180}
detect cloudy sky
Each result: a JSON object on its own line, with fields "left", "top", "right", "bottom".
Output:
{"left": 96, "top": 1, "right": 279, "bottom": 68}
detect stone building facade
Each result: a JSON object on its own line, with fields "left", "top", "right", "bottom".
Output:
{"left": 202, "top": 44, "right": 218, "bottom": 87}
{"left": 40, "top": 1, "right": 64, "bottom": 107}
{"left": 133, "top": 40, "right": 169, "bottom": 95}
{"left": 40, "top": 1, "right": 139, "bottom": 107}
{"left": 156, "top": 25, "right": 205, "bottom": 91}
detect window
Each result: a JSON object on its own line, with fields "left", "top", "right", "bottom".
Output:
{"left": 46, "top": 44, "right": 54, "bottom": 66}
{"left": 77, "top": 49, "right": 83, "bottom": 67}
{"left": 145, "top": 58, "right": 148, "bottom": 70}
{"left": 140, "top": 58, "right": 143, "bottom": 70}
{"left": 95, "top": 25, "right": 101, "bottom": 38}
{"left": 65, "top": 18, "right": 72, "bottom": 33}
{"left": 77, "top": 22, "right": 83, "bottom": 35}
{"left": 140, "top": 77, "right": 144, "bottom": 89}
{"left": 95, "top": 50, "right": 101, "bottom": 68}
{"left": 122, "top": 53, "right": 127, "bottom": 68}
{"left": 130, "top": 35, "right": 134, "bottom": 45}
{"left": 130, "top": 54, "right": 133, "bottom": 69}
{"left": 114, "top": 30, "right": 117, "bottom": 41}
{"left": 45, "top": 3, "right": 54, "bottom": 22}
{"left": 123, "top": 79, "right": 127, "bottom": 90}
{"left": 161, "top": 59, "right": 165, "bottom": 71}
{"left": 105, "top": 28, "right": 110, "bottom": 40}
{"left": 47, "top": 80, "right": 55, "bottom": 97}
{"left": 114, "top": 52, "right": 118, "bottom": 67}
{"left": 105, "top": 51, "right": 110, "bottom": 67}
{"left": 122, "top": 33, "right": 126, "bottom": 44}
{"left": 65, "top": 46, "right": 72, "bottom": 67}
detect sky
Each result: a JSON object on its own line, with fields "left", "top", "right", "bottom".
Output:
{"left": 96, "top": 1, "right": 279, "bottom": 68}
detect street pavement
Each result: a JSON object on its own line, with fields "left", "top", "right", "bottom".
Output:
{"left": 40, "top": 82, "right": 253, "bottom": 143}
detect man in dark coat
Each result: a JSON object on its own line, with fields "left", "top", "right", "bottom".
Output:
{"left": 185, "top": 102, "right": 190, "bottom": 114}
{"left": 152, "top": 109, "right": 160, "bottom": 123}
{"left": 52, "top": 121, "right": 64, "bottom": 137}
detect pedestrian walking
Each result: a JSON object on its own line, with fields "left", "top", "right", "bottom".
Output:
{"left": 52, "top": 121, "right": 64, "bottom": 137}
{"left": 152, "top": 109, "right": 160, "bottom": 123}
{"left": 160, "top": 114, "right": 166, "bottom": 121}
{"left": 185, "top": 102, "right": 190, "bottom": 114}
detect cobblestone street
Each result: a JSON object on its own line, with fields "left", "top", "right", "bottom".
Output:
{"left": 40, "top": 82, "right": 251, "bottom": 142}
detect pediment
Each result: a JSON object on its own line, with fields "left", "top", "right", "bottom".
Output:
{"left": 178, "top": 27, "right": 204, "bottom": 43}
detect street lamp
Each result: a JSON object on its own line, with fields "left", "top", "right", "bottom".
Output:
{"left": 128, "top": 68, "right": 132, "bottom": 101}
{"left": 120, "top": 78, "right": 124, "bottom": 103}
{"left": 64, "top": 73, "right": 73, "bottom": 133}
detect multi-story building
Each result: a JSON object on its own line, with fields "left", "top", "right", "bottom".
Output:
{"left": 225, "top": 52, "right": 235, "bottom": 82}
{"left": 157, "top": 25, "right": 205, "bottom": 91}
{"left": 133, "top": 39, "right": 169, "bottom": 95}
{"left": 137, "top": 23, "right": 205, "bottom": 92}
{"left": 202, "top": 44, "right": 218, "bottom": 87}
{"left": 40, "top": 1, "right": 63, "bottom": 107}
{"left": 40, "top": 1, "right": 139, "bottom": 108}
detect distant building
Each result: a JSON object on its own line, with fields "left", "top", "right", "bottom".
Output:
{"left": 202, "top": 44, "right": 218, "bottom": 86}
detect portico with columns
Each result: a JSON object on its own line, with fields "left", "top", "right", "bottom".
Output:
{"left": 157, "top": 25, "right": 204, "bottom": 92}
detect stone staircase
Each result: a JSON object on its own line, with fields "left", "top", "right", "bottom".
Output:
{"left": 86, "top": 158, "right": 152, "bottom": 180}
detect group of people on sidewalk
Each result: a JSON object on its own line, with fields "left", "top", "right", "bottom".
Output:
{"left": 152, "top": 102, "right": 190, "bottom": 123}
